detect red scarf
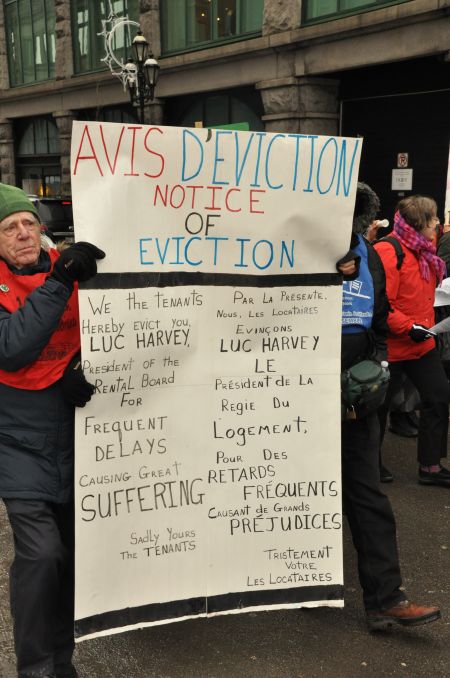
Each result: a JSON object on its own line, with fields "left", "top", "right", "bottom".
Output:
{"left": 393, "top": 211, "right": 445, "bottom": 284}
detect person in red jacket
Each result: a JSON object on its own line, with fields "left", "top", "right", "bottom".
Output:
{"left": 374, "top": 195, "right": 450, "bottom": 487}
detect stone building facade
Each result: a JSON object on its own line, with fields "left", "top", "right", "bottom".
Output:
{"left": 0, "top": 0, "right": 449, "bottom": 216}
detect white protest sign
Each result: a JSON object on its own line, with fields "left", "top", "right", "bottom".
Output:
{"left": 71, "top": 121, "right": 361, "bottom": 640}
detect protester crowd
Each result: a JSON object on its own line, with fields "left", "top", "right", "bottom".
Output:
{"left": 0, "top": 179, "right": 448, "bottom": 677}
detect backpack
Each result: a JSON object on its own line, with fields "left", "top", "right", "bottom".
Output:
{"left": 341, "top": 359, "right": 390, "bottom": 420}
{"left": 377, "top": 236, "right": 404, "bottom": 270}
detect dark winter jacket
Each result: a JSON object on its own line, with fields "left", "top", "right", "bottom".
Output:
{"left": 437, "top": 232, "right": 450, "bottom": 275}
{"left": 341, "top": 233, "right": 389, "bottom": 371}
{"left": 0, "top": 250, "right": 76, "bottom": 502}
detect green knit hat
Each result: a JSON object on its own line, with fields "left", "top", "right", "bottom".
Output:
{"left": 0, "top": 183, "right": 40, "bottom": 224}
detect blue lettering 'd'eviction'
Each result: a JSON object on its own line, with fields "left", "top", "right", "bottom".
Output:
{"left": 181, "top": 129, "right": 204, "bottom": 182}
{"left": 337, "top": 139, "right": 360, "bottom": 197}
{"left": 212, "top": 130, "right": 232, "bottom": 185}
{"left": 250, "top": 132, "right": 266, "bottom": 188}
{"left": 288, "top": 134, "right": 308, "bottom": 190}
{"left": 235, "top": 132, "right": 255, "bottom": 187}
{"left": 303, "top": 135, "right": 318, "bottom": 193}
{"left": 317, "top": 137, "right": 338, "bottom": 195}
{"left": 265, "top": 134, "right": 285, "bottom": 190}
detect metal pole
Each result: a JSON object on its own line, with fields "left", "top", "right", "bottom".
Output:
{"left": 139, "top": 69, "right": 145, "bottom": 123}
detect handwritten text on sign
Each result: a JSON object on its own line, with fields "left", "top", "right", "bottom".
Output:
{"left": 72, "top": 122, "right": 360, "bottom": 275}
{"left": 71, "top": 122, "right": 359, "bottom": 639}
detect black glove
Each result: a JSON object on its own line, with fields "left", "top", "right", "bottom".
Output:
{"left": 51, "top": 242, "right": 105, "bottom": 289}
{"left": 336, "top": 250, "right": 360, "bottom": 277}
{"left": 60, "top": 354, "right": 95, "bottom": 407}
{"left": 409, "top": 324, "right": 435, "bottom": 343}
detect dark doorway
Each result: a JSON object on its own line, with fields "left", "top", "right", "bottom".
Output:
{"left": 342, "top": 89, "right": 450, "bottom": 221}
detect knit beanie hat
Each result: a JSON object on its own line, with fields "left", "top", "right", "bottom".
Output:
{"left": 352, "top": 181, "right": 380, "bottom": 234}
{"left": 0, "top": 183, "right": 40, "bottom": 224}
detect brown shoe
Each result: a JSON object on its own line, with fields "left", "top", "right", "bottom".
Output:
{"left": 366, "top": 600, "right": 441, "bottom": 631}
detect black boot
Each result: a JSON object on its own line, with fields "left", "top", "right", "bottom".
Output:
{"left": 380, "top": 464, "right": 394, "bottom": 483}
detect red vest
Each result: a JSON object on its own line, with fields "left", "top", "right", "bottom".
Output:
{"left": 0, "top": 249, "right": 80, "bottom": 390}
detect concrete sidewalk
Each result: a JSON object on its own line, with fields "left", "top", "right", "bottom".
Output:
{"left": 1, "top": 431, "right": 449, "bottom": 678}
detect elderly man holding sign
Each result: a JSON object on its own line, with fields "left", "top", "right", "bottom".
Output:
{"left": 0, "top": 184, "right": 104, "bottom": 678}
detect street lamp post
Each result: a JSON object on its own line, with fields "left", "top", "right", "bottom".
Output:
{"left": 124, "top": 31, "right": 160, "bottom": 123}
{"left": 100, "top": 9, "right": 160, "bottom": 124}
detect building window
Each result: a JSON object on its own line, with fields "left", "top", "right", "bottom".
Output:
{"left": 161, "top": 0, "right": 264, "bottom": 54}
{"left": 303, "top": 0, "right": 409, "bottom": 23}
{"left": 72, "top": 0, "right": 139, "bottom": 74}
{"left": 166, "top": 88, "right": 264, "bottom": 131}
{"left": 20, "top": 166, "right": 61, "bottom": 196}
{"left": 77, "top": 105, "right": 138, "bottom": 124}
{"left": 16, "top": 117, "right": 60, "bottom": 156}
{"left": 15, "top": 117, "right": 61, "bottom": 196}
{"left": 4, "top": 0, "right": 55, "bottom": 86}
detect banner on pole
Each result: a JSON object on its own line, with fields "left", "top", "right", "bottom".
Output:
{"left": 71, "top": 121, "right": 361, "bottom": 640}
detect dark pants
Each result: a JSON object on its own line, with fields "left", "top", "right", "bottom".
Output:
{"left": 342, "top": 412, "right": 405, "bottom": 611}
{"left": 378, "top": 348, "right": 450, "bottom": 465}
{"left": 3, "top": 499, "right": 75, "bottom": 678}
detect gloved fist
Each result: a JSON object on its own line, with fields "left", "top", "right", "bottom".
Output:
{"left": 60, "top": 354, "right": 95, "bottom": 407}
{"left": 51, "top": 242, "right": 105, "bottom": 288}
{"left": 409, "top": 324, "right": 435, "bottom": 343}
{"left": 336, "top": 250, "right": 360, "bottom": 277}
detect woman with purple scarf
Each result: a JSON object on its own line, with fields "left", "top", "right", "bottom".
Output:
{"left": 375, "top": 195, "right": 450, "bottom": 487}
